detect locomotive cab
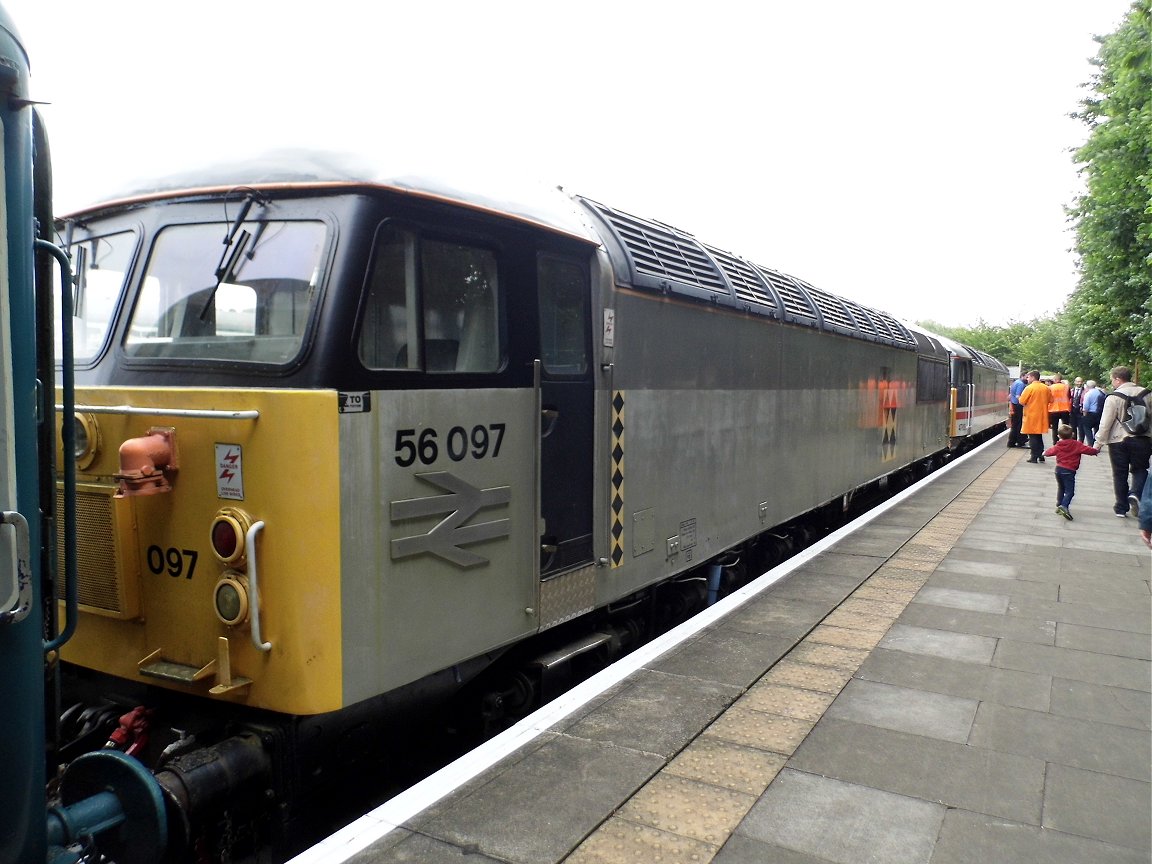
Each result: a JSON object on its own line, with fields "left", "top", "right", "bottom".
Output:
{"left": 56, "top": 178, "right": 606, "bottom": 719}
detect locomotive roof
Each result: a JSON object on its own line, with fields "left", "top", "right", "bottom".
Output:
{"left": 62, "top": 149, "right": 604, "bottom": 247}
{"left": 65, "top": 149, "right": 921, "bottom": 351}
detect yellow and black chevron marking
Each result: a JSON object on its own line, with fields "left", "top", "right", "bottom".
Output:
{"left": 610, "top": 391, "right": 625, "bottom": 568}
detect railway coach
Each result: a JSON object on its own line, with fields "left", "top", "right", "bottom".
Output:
{"left": 50, "top": 151, "right": 1008, "bottom": 860}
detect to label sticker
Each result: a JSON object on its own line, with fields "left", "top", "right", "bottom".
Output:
{"left": 339, "top": 391, "right": 372, "bottom": 413}
{"left": 215, "top": 444, "right": 245, "bottom": 500}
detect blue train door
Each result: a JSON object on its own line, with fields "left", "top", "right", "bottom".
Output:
{"left": 537, "top": 253, "right": 594, "bottom": 576}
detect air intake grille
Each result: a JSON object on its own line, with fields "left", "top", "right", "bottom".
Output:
{"left": 574, "top": 194, "right": 917, "bottom": 349}
{"left": 755, "top": 267, "right": 817, "bottom": 320}
{"left": 704, "top": 245, "right": 777, "bottom": 312}
{"left": 581, "top": 200, "right": 728, "bottom": 293}
{"left": 799, "top": 282, "right": 859, "bottom": 332}
{"left": 56, "top": 485, "right": 141, "bottom": 619}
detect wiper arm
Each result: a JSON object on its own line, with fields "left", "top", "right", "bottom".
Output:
{"left": 199, "top": 229, "right": 250, "bottom": 321}
{"left": 199, "top": 193, "right": 262, "bottom": 321}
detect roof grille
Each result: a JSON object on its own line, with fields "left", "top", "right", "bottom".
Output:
{"left": 581, "top": 200, "right": 727, "bottom": 293}
{"left": 575, "top": 195, "right": 919, "bottom": 349}
{"left": 841, "top": 299, "right": 881, "bottom": 337}
{"left": 754, "top": 267, "right": 817, "bottom": 320}
{"left": 704, "top": 245, "right": 776, "bottom": 311}
{"left": 797, "top": 281, "right": 858, "bottom": 332}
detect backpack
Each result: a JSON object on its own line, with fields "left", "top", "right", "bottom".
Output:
{"left": 1110, "top": 388, "right": 1152, "bottom": 435}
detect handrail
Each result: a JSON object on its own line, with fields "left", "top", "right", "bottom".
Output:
{"left": 0, "top": 511, "right": 32, "bottom": 624}
{"left": 56, "top": 404, "right": 259, "bottom": 420}
{"left": 37, "top": 239, "right": 77, "bottom": 651}
{"left": 246, "top": 521, "right": 271, "bottom": 652}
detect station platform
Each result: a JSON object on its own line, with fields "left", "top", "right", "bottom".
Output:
{"left": 292, "top": 436, "right": 1152, "bottom": 864}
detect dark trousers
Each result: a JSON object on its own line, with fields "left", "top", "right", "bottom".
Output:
{"left": 1055, "top": 466, "right": 1077, "bottom": 509}
{"left": 1107, "top": 435, "right": 1152, "bottom": 514}
{"left": 1070, "top": 408, "right": 1083, "bottom": 441}
{"left": 1080, "top": 412, "right": 1101, "bottom": 446}
{"left": 1049, "top": 411, "right": 1070, "bottom": 445}
{"left": 1028, "top": 434, "right": 1045, "bottom": 461}
{"left": 1008, "top": 406, "right": 1024, "bottom": 446}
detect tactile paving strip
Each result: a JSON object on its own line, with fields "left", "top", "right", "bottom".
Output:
{"left": 562, "top": 448, "right": 1023, "bottom": 863}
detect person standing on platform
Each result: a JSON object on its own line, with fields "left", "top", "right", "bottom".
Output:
{"left": 1007, "top": 373, "right": 1028, "bottom": 448}
{"left": 1094, "top": 366, "right": 1152, "bottom": 518}
{"left": 1044, "top": 424, "right": 1098, "bottom": 520}
{"left": 1080, "top": 380, "right": 1104, "bottom": 446}
{"left": 1048, "top": 373, "right": 1072, "bottom": 445}
{"left": 1018, "top": 370, "right": 1052, "bottom": 464}
{"left": 1069, "top": 377, "right": 1085, "bottom": 441}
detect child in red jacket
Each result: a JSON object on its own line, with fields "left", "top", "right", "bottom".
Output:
{"left": 1044, "top": 424, "right": 1099, "bottom": 520}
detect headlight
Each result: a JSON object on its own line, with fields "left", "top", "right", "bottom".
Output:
{"left": 213, "top": 573, "right": 250, "bottom": 626}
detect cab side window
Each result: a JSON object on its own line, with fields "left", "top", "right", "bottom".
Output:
{"left": 358, "top": 226, "right": 501, "bottom": 373}
{"left": 538, "top": 254, "right": 590, "bottom": 375}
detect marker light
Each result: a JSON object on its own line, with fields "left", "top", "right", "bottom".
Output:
{"left": 210, "top": 508, "right": 253, "bottom": 566}
{"left": 213, "top": 573, "right": 250, "bottom": 626}
{"left": 73, "top": 413, "right": 100, "bottom": 469}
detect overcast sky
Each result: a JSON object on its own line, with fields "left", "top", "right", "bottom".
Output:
{"left": 3, "top": 0, "right": 1136, "bottom": 328}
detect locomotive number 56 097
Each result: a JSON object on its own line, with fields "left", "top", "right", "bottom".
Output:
{"left": 393, "top": 424, "right": 506, "bottom": 467}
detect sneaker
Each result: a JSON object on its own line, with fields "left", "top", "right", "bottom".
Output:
{"left": 1129, "top": 494, "right": 1140, "bottom": 517}
{"left": 1056, "top": 506, "right": 1073, "bottom": 521}
{"left": 1114, "top": 511, "right": 1128, "bottom": 518}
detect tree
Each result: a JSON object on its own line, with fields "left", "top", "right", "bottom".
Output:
{"left": 915, "top": 316, "right": 1104, "bottom": 381}
{"left": 1066, "top": 0, "right": 1152, "bottom": 378}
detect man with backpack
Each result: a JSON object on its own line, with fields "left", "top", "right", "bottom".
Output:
{"left": 1095, "top": 366, "right": 1152, "bottom": 518}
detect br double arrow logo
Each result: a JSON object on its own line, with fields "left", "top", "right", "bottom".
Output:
{"left": 390, "top": 472, "right": 511, "bottom": 568}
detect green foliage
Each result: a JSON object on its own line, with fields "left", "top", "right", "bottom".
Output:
{"left": 925, "top": 3, "right": 1151, "bottom": 384}
{"left": 1067, "top": 0, "right": 1152, "bottom": 376}
{"left": 916, "top": 317, "right": 1106, "bottom": 382}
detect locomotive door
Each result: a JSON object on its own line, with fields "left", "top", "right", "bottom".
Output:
{"left": 536, "top": 253, "right": 594, "bottom": 577}
{"left": 952, "top": 358, "right": 973, "bottom": 435}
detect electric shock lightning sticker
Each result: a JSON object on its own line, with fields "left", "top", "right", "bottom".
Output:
{"left": 215, "top": 443, "right": 245, "bottom": 500}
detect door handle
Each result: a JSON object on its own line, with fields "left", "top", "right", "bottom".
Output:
{"left": 541, "top": 408, "right": 559, "bottom": 438}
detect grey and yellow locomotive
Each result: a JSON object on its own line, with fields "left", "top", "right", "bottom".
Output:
{"left": 53, "top": 152, "right": 1008, "bottom": 859}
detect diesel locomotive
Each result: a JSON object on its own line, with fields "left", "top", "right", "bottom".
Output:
{"left": 49, "top": 152, "right": 1008, "bottom": 860}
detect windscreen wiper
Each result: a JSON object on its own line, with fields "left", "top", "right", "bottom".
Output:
{"left": 199, "top": 192, "right": 264, "bottom": 321}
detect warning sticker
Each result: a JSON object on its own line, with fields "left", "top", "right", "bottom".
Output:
{"left": 338, "top": 391, "right": 371, "bottom": 413}
{"left": 215, "top": 444, "right": 245, "bottom": 500}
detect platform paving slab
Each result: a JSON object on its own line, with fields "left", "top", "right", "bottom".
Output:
{"left": 878, "top": 622, "right": 999, "bottom": 664}
{"left": 991, "top": 638, "right": 1152, "bottom": 690}
{"left": 556, "top": 668, "right": 739, "bottom": 758}
{"left": 788, "top": 717, "right": 1047, "bottom": 825}
{"left": 1048, "top": 677, "right": 1151, "bottom": 729}
{"left": 1055, "top": 620, "right": 1152, "bottom": 659}
{"left": 717, "top": 594, "right": 828, "bottom": 641}
{"left": 855, "top": 647, "right": 1053, "bottom": 712}
{"left": 968, "top": 701, "right": 1151, "bottom": 780}
{"left": 648, "top": 628, "right": 796, "bottom": 690}
{"left": 823, "top": 678, "right": 978, "bottom": 743}
{"left": 930, "top": 808, "right": 1151, "bottom": 864}
{"left": 901, "top": 601, "right": 1058, "bottom": 644}
{"left": 733, "top": 769, "right": 945, "bottom": 864}
{"left": 1042, "top": 762, "right": 1152, "bottom": 852}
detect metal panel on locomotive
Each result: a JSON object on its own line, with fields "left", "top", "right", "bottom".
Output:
{"left": 51, "top": 153, "right": 1008, "bottom": 861}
